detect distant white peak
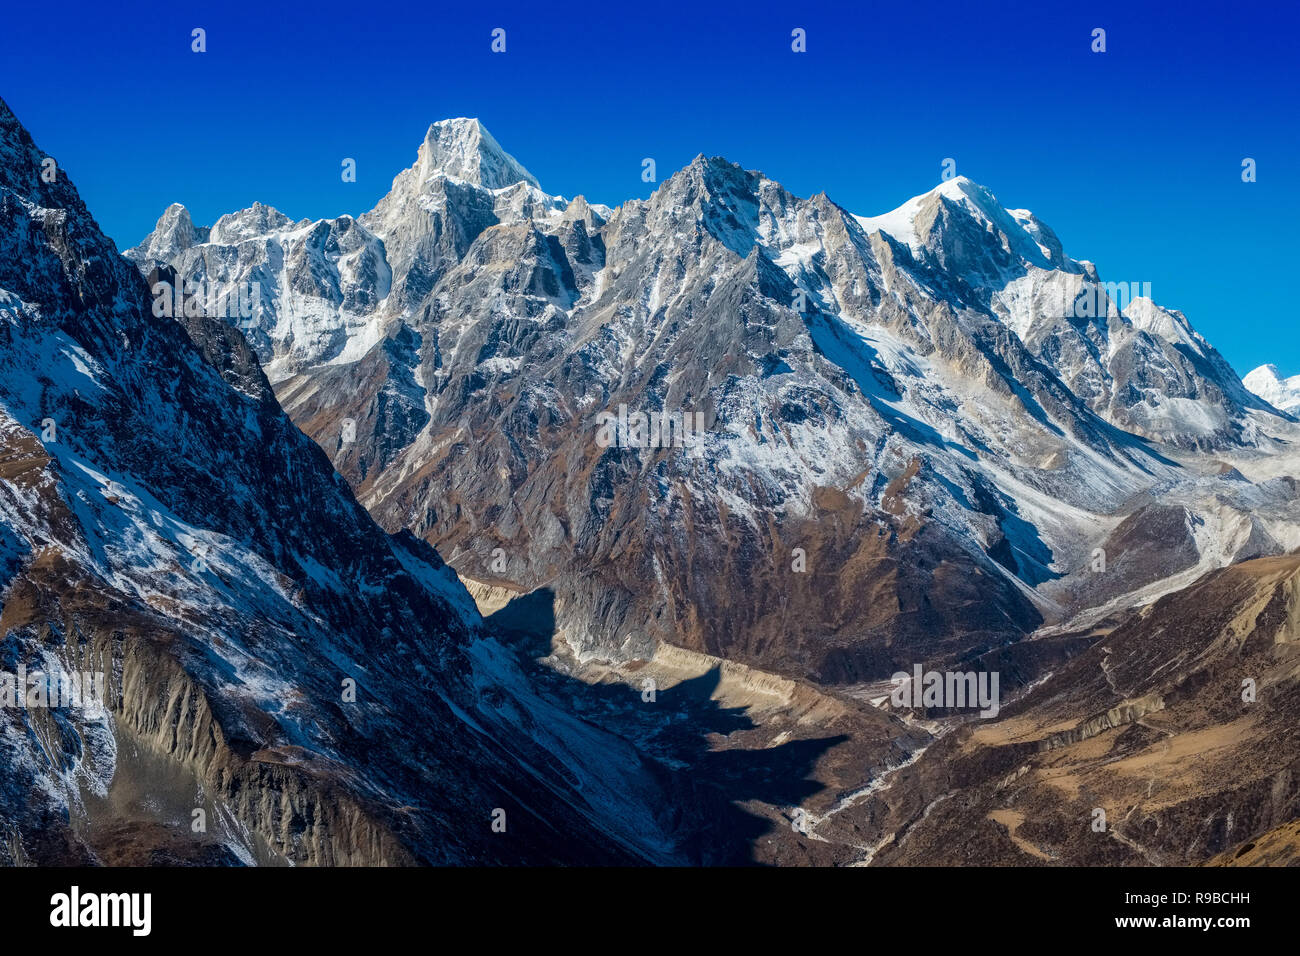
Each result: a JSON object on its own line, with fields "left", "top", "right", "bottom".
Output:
{"left": 134, "top": 203, "right": 207, "bottom": 258}
{"left": 1250, "top": 363, "right": 1282, "bottom": 381}
{"left": 209, "top": 202, "right": 293, "bottom": 244}
{"left": 416, "top": 118, "right": 540, "bottom": 191}
{"left": 932, "top": 174, "right": 981, "bottom": 201}
{"left": 853, "top": 176, "right": 993, "bottom": 250}
{"left": 927, "top": 176, "right": 1011, "bottom": 224}
{"left": 856, "top": 176, "right": 1076, "bottom": 274}
{"left": 929, "top": 178, "right": 1041, "bottom": 242}
{"left": 154, "top": 202, "right": 197, "bottom": 237}
{"left": 1244, "top": 364, "right": 1300, "bottom": 412}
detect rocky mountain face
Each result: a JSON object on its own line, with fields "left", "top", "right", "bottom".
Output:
{"left": 130, "top": 120, "right": 1300, "bottom": 687}
{"left": 0, "top": 97, "right": 738, "bottom": 866}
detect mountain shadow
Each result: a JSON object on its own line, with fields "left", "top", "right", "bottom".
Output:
{"left": 486, "top": 587, "right": 851, "bottom": 865}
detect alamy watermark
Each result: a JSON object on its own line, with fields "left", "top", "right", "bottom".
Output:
{"left": 50, "top": 886, "right": 151, "bottom": 936}
{"left": 1059, "top": 281, "right": 1151, "bottom": 319}
{"left": 151, "top": 278, "right": 261, "bottom": 328}
{"left": 890, "top": 664, "right": 1000, "bottom": 718}
{"left": 595, "top": 404, "right": 706, "bottom": 455}
{"left": 0, "top": 666, "right": 107, "bottom": 713}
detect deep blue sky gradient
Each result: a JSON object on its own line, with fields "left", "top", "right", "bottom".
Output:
{"left": 3, "top": 0, "right": 1296, "bottom": 376}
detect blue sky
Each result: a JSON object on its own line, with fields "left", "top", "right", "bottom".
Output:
{"left": 3, "top": 0, "right": 1296, "bottom": 377}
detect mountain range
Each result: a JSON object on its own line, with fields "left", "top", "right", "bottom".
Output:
{"left": 3, "top": 102, "right": 1298, "bottom": 865}
{"left": 128, "top": 117, "right": 1300, "bottom": 683}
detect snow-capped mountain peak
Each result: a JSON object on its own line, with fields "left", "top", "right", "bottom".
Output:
{"left": 415, "top": 117, "right": 539, "bottom": 190}
{"left": 855, "top": 175, "right": 1072, "bottom": 275}
{"left": 1244, "top": 363, "right": 1300, "bottom": 413}
{"left": 132, "top": 202, "right": 210, "bottom": 261}
{"left": 854, "top": 175, "right": 985, "bottom": 240}
{"left": 210, "top": 200, "right": 294, "bottom": 243}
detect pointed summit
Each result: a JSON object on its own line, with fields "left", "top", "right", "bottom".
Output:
{"left": 210, "top": 201, "right": 292, "bottom": 243}
{"left": 1244, "top": 363, "right": 1300, "bottom": 413}
{"left": 128, "top": 202, "right": 210, "bottom": 264}
{"left": 855, "top": 175, "right": 1071, "bottom": 272}
{"left": 416, "top": 118, "right": 539, "bottom": 190}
